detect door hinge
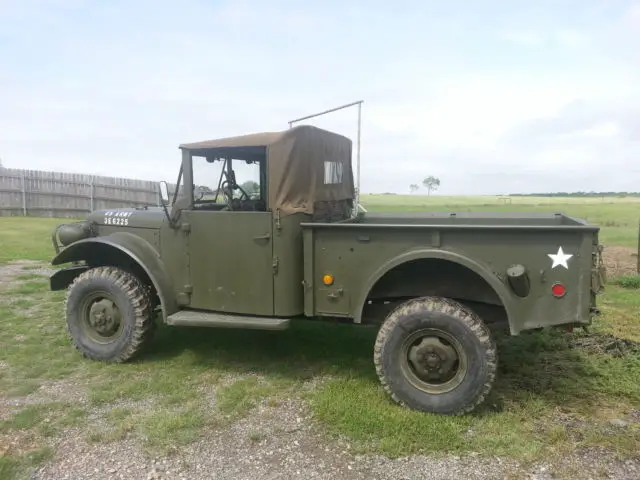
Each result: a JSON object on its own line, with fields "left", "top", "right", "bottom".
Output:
{"left": 272, "top": 256, "right": 279, "bottom": 275}
{"left": 275, "top": 208, "right": 281, "bottom": 231}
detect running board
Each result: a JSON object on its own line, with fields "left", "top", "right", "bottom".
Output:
{"left": 166, "top": 310, "right": 291, "bottom": 331}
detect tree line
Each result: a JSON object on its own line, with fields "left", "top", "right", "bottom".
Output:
{"left": 509, "top": 192, "right": 640, "bottom": 197}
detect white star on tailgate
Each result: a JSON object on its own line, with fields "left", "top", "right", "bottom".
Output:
{"left": 548, "top": 246, "right": 573, "bottom": 269}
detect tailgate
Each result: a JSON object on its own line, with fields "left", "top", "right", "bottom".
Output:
{"left": 591, "top": 240, "right": 606, "bottom": 295}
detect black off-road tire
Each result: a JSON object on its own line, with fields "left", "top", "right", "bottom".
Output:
{"left": 373, "top": 296, "right": 497, "bottom": 415}
{"left": 65, "top": 266, "right": 154, "bottom": 363}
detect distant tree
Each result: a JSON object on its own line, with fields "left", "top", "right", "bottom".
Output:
{"left": 422, "top": 176, "right": 441, "bottom": 196}
{"left": 194, "top": 185, "right": 214, "bottom": 200}
{"left": 241, "top": 180, "right": 260, "bottom": 195}
{"left": 409, "top": 184, "right": 419, "bottom": 194}
{"left": 197, "top": 185, "right": 214, "bottom": 194}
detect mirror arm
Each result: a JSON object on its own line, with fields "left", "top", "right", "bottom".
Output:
{"left": 161, "top": 201, "right": 175, "bottom": 229}
{"left": 172, "top": 167, "right": 182, "bottom": 205}
{"left": 159, "top": 181, "right": 177, "bottom": 229}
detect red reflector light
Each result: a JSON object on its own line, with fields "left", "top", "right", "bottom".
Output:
{"left": 552, "top": 283, "right": 566, "bottom": 298}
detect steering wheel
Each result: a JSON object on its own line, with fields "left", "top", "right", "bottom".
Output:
{"left": 219, "top": 180, "right": 232, "bottom": 207}
{"left": 234, "top": 184, "right": 251, "bottom": 201}
{"left": 220, "top": 179, "right": 251, "bottom": 208}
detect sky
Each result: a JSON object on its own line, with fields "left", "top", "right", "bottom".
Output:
{"left": 1, "top": 0, "right": 639, "bottom": 195}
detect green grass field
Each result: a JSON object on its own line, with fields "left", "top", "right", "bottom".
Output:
{"left": 1, "top": 196, "right": 639, "bottom": 479}
{"left": 363, "top": 194, "right": 640, "bottom": 247}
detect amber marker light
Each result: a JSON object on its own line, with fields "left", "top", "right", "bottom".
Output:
{"left": 323, "top": 274, "right": 334, "bottom": 286}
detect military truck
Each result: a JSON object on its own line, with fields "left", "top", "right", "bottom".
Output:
{"left": 49, "top": 125, "right": 606, "bottom": 415}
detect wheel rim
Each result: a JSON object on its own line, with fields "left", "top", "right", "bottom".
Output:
{"left": 79, "top": 291, "right": 124, "bottom": 344}
{"left": 400, "top": 328, "right": 468, "bottom": 394}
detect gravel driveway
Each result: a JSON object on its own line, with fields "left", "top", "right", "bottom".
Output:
{"left": 20, "top": 389, "right": 639, "bottom": 480}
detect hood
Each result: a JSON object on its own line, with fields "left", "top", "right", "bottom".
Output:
{"left": 88, "top": 207, "right": 167, "bottom": 229}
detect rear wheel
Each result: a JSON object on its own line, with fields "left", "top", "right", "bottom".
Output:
{"left": 65, "top": 266, "right": 154, "bottom": 362}
{"left": 374, "top": 296, "right": 497, "bottom": 415}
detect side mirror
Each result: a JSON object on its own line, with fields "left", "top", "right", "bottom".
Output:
{"left": 159, "top": 181, "right": 170, "bottom": 205}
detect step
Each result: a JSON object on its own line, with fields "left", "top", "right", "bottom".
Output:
{"left": 166, "top": 310, "right": 291, "bottom": 331}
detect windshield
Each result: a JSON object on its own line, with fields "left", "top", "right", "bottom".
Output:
{"left": 191, "top": 154, "right": 266, "bottom": 211}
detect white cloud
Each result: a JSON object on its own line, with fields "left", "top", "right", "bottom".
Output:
{"left": 498, "top": 31, "right": 545, "bottom": 47}
{"left": 566, "top": 122, "right": 620, "bottom": 139}
{"left": 554, "top": 29, "right": 589, "bottom": 49}
{"left": 498, "top": 28, "right": 588, "bottom": 49}
{"left": 625, "top": 2, "right": 640, "bottom": 27}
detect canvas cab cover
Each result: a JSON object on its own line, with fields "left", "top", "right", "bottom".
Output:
{"left": 179, "top": 125, "right": 355, "bottom": 218}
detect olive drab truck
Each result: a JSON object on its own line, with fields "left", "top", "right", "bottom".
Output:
{"left": 49, "top": 125, "right": 606, "bottom": 415}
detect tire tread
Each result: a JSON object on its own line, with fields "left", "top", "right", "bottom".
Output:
{"left": 65, "top": 266, "right": 154, "bottom": 362}
{"left": 373, "top": 296, "right": 497, "bottom": 415}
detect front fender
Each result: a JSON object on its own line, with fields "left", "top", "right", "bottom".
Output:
{"left": 51, "top": 232, "right": 177, "bottom": 321}
{"left": 354, "top": 248, "right": 516, "bottom": 330}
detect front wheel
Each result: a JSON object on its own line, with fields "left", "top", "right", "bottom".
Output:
{"left": 65, "top": 266, "right": 155, "bottom": 362}
{"left": 373, "top": 296, "right": 497, "bottom": 415}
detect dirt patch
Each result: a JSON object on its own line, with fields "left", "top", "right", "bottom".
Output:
{"left": 0, "top": 261, "right": 55, "bottom": 316}
{"left": 33, "top": 379, "right": 89, "bottom": 406}
{"left": 0, "top": 260, "right": 54, "bottom": 290}
{"left": 569, "top": 332, "right": 640, "bottom": 357}
{"left": 602, "top": 245, "right": 638, "bottom": 277}
{"left": 0, "top": 430, "right": 41, "bottom": 457}
{"left": 0, "top": 378, "right": 89, "bottom": 411}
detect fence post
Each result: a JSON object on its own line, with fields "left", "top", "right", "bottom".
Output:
{"left": 90, "top": 176, "right": 95, "bottom": 212}
{"left": 21, "top": 172, "right": 27, "bottom": 216}
{"left": 637, "top": 218, "right": 640, "bottom": 275}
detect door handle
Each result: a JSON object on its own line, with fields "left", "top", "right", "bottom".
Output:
{"left": 253, "top": 233, "right": 271, "bottom": 241}
{"left": 328, "top": 288, "right": 344, "bottom": 299}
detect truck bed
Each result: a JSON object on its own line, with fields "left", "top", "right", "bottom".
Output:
{"left": 300, "top": 211, "right": 602, "bottom": 335}
{"left": 305, "top": 211, "right": 596, "bottom": 229}
{"left": 358, "top": 211, "right": 590, "bottom": 226}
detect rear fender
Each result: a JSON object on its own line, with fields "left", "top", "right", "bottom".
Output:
{"left": 354, "top": 248, "right": 517, "bottom": 332}
{"left": 50, "top": 232, "right": 177, "bottom": 321}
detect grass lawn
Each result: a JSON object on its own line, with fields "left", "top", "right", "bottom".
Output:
{"left": 0, "top": 217, "right": 66, "bottom": 265}
{"left": 1, "top": 197, "right": 639, "bottom": 479}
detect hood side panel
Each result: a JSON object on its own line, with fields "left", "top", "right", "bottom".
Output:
{"left": 88, "top": 207, "right": 167, "bottom": 230}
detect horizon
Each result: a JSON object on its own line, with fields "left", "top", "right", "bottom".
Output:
{"left": 4, "top": 162, "right": 640, "bottom": 198}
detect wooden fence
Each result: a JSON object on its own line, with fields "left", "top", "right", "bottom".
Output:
{"left": 0, "top": 167, "right": 174, "bottom": 218}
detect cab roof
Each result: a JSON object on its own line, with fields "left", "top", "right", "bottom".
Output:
{"left": 179, "top": 131, "right": 281, "bottom": 153}
{"left": 179, "top": 125, "right": 355, "bottom": 217}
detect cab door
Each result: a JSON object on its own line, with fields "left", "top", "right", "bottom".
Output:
{"left": 183, "top": 210, "right": 274, "bottom": 316}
